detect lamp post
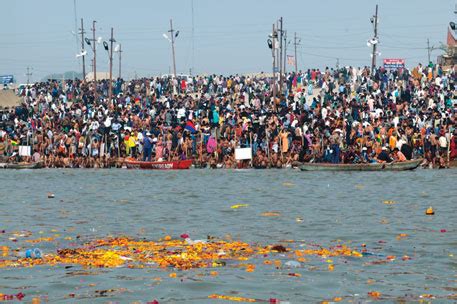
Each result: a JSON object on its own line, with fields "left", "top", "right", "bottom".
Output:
{"left": 163, "top": 19, "right": 179, "bottom": 77}
{"left": 84, "top": 21, "right": 101, "bottom": 100}
{"left": 267, "top": 25, "right": 278, "bottom": 100}
{"left": 103, "top": 28, "right": 116, "bottom": 104}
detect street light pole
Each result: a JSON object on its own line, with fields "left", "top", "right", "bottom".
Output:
{"left": 169, "top": 19, "right": 177, "bottom": 77}
{"left": 283, "top": 30, "right": 287, "bottom": 76}
{"left": 272, "top": 23, "right": 277, "bottom": 100}
{"left": 118, "top": 43, "right": 122, "bottom": 79}
{"left": 80, "top": 18, "right": 86, "bottom": 79}
{"left": 279, "top": 17, "right": 283, "bottom": 94}
{"left": 371, "top": 4, "right": 379, "bottom": 74}
{"left": 108, "top": 27, "right": 115, "bottom": 104}
{"left": 92, "top": 20, "right": 97, "bottom": 100}
{"left": 294, "top": 32, "right": 300, "bottom": 73}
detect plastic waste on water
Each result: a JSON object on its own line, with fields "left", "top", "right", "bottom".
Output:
{"left": 284, "top": 260, "right": 301, "bottom": 268}
{"left": 362, "top": 251, "right": 384, "bottom": 257}
{"left": 24, "top": 248, "right": 42, "bottom": 259}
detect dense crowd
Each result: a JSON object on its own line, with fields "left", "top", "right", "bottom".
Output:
{"left": 1, "top": 63, "right": 456, "bottom": 169}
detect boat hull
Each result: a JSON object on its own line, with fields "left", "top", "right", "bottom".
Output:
{"left": 124, "top": 159, "right": 193, "bottom": 170}
{"left": 0, "top": 162, "right": 43, "bottom": 169}
{"left": 300, "top": 159, "right": 422, "bottom": 172}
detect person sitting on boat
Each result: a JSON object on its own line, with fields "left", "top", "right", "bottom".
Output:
{"left": 392, "top": 147, "right": 407, "bottom": 162}
{"left": 375, "top": 146, "right": 393, "bottom": 163}
{"left": 32, "top": 149, "right": 41, "bottom": 163}
{"left": 155, "top": 136, "right": 164, "bottom": 161}
{"left": 342, "top": 146, "right": 358, "bottom": 164}
{"left": 361, "top": 147, "right": 369, "bottom": 163}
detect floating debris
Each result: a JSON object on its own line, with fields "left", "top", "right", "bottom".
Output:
{"left": 426, "top": 206, "right": 435, "bottom": 215}
{"left": 261, "top": 212, "right": 281, "bottom": 217}
{"left": 231, "top": 204, "right": 249, "bottom": 209}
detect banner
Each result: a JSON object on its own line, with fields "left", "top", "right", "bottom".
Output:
{"left": 18, "top": 146, "right": 31, "bottom": 157}
{"left": 383, "top": 59, "right": 405, "bottom": 69}
{"left": 287, "top": 55, "right": 295, "bottom": 66}
{"left": 0, "top": 75, "right": 14, "bottom": 84}
{"left": 235, "top": 147, "right": 252, "bottom": 160}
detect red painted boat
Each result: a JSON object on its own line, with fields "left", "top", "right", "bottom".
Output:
{"left": 124, "top": 158, "right": 193, "bottom": 170}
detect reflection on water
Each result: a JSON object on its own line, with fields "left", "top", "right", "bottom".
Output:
{"left": 1, "top": 169, "right": 457, "bottom": 303}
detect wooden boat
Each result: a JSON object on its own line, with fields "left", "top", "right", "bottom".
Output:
{"left": 449, "top": 159, "right": 457, "bottom": 168}
{"left": 300, "top": 159, "right": 422, "bottom": 172}
{"left": 0, "top": 162, "right": 43, "bottom": 169}
{"left": 124, "top": 158, "right": 193, "bottom": 170}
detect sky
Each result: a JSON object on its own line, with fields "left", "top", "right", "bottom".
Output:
{"left": 1, "top": 0, "right": 455, "bottom": 83}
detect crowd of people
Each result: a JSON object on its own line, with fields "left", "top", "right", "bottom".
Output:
{"left": 1, "top": 63, "right": 456, "bottom": 169}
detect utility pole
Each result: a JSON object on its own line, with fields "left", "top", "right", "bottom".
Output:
{"left": 294, "top": 32, "right": 300, "bottom": 73}
{"left": 336, "top": 58, "right": 340, "bottom": 70}
{"left": 427, "top": 38, "right": 430, "bottom": 63}
{"left": 26, "top": 67, "right": 33, "bottom": 85}
{"left": 108, "top": 27, "right": 115, "bottom": 104}
{"left": 191, "top": 0, "right": 195, "bottom": 75}
{"left": 79, "top": 18, "right": 86, "bottom": 79}
{"left": 283, "top": 30, "right": 287, "bottom": 76}
{"left": 92, "top": 20, "right": 97, "bottom": 100}
{"left": 169, "top": 19, "right": 177, "bottom": 77}
{"left": 279, "top": 17, "right": 283, "bottom": 95}
{"left": 427, "top": 38, "right": 432, "bottom": 64}
{"left": 118, "top": 43, "right": 122, "bottom": 79}
{"left": 371, "top": 4, "right": 379, "bottom": 74}
{"left": 272, "top": 23, "right": 277, "bottom": 100}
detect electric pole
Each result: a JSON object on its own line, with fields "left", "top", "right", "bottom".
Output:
{"left": 279, "top": 17, "right": 283, "bottom": 95}
{"left": 427, "top": 38, "right": 431, "bottom": 64}
{"left": 283, "top": 30, "right": 287, "bottom": 76}
{"left": 26, "top": 67, "right": 33, "bottom": 85}
{"left": 294, "top": 32, "right": 300, "bottom": 73}
{"left": 92, "top": 20, "right": 97, "bottom": 82}
{"left": 272, "top": 23, "right": 277, "bottom": 100}
{"left": 108, "top": 27, "right": 115, "bottom": 104}
{"left": 92, "top": 20, "right": 97, "bottom": 100}
{"left": 371, "top": 4, "right": 379, "bottom": 74}
{"left": 118, "top": 43, "right": 122, "bottom": 79}
{"left": 169, "top": 19, "right": 177, "bottom": 77}
{"left": 79, "top": 18, "right": 86, "bottom": 79}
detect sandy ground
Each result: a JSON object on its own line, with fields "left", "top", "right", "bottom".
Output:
{"left": 0, "top": 90, "right": 21, "bottom": 108}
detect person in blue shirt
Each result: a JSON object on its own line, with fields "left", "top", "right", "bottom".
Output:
{"left": 143, "top": 132, "right": 153, "bottom": 161}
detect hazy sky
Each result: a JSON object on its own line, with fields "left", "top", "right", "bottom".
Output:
{"left": 1, "top": 0, "right": 455, "bottom": 82}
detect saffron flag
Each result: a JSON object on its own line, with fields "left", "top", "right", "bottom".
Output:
{"left": 287, "top": 55, "right": 295, "bottom": 66}
{"left": 184, "top": 120, "right": 197, "bottom": 133}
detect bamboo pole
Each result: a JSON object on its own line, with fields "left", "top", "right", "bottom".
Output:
{"left": 249, "top": 132, "right": 253, "bottom": 168}
{"left": 447, "top": 129, "right": 451, "bottom": 168}
{"left": 200, "top": 130, "right": 203, "bottom": 164}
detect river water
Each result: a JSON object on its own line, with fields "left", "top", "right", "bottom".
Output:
{"left": 0, "top": 168, "right": 456, "bottom": 303}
